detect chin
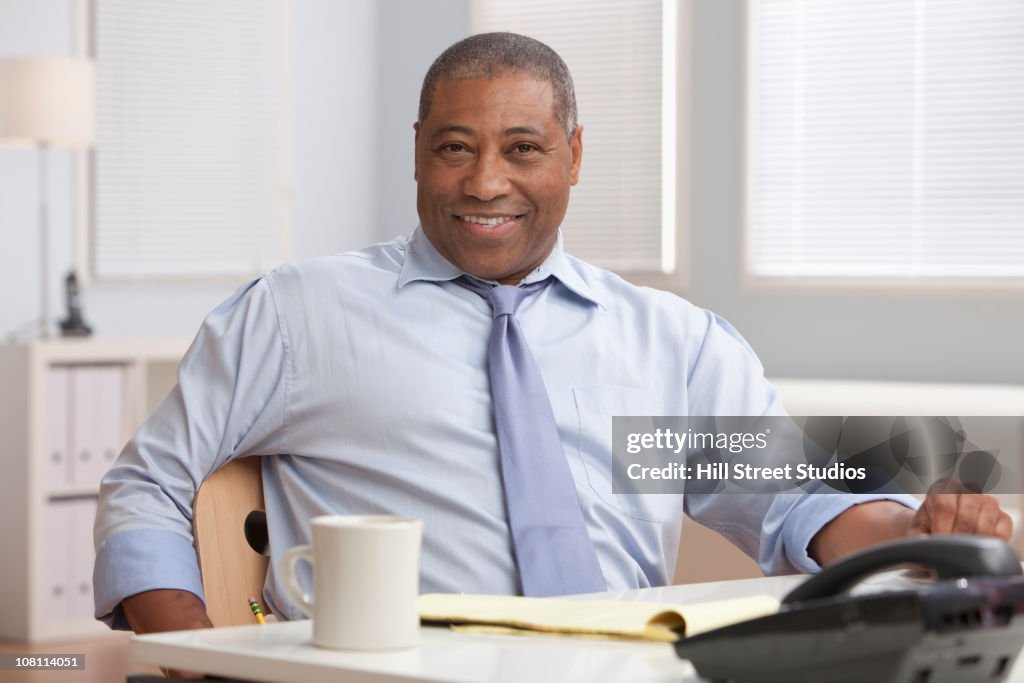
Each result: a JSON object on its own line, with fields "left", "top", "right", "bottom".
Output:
{"left": 459, "top": 259, "right": 519, "bottom": 282}
{"left": 463, "top": 266, "right": 513, "bottom": 281}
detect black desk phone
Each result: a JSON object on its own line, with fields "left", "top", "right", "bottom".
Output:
{"left": 674, "top": 536, "right": 1024, "bottom": 683}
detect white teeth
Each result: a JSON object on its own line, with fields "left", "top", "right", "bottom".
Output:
{"left": 461, "top": 215, "right": 515, "bottom": 226}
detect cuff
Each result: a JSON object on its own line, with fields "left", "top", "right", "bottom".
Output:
{"left": 783, "top": 494, "right": 920, "bottom": 574}
{"left": 93, "top": 528, "right": 206, "bottom": 630}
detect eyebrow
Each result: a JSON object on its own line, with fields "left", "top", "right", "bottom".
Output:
{"left": 504, "top": 126, "right": 545, "bottom": 137}
{"left": 431, "top": 125, "right": 548, "bottom": 141}
{"left": 432, "top": 125, "right": 475, "bottom": 141}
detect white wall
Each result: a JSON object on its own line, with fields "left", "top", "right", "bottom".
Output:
{"left": 373, "top": 0, "right": 468, "bottom": 239}
{"left": 291, "top": 0, "right": 378, "bottom": 260}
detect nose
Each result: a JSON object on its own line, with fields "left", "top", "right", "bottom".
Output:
{"left": 462, "top": 149, "right": 512, "bottom": 201}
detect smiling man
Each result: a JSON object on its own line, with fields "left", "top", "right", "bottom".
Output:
{"left": 95, "top": 33, "right": 1011, "bottom": 638}
{"left": 414, "top": 73, "right": 580, "bottom": 284}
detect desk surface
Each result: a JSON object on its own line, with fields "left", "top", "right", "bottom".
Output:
{"left": 130, "top": 572, "right": 1024, "bottom": 683}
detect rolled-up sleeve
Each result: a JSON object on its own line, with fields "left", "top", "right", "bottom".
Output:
{"left": 682, "top": 311, "right": 919, "bottom": 576}
{"left": 93, "top": 276, "right": 290, "bottom": 628}
{"left": 773, "top": 493, "right": 919, "bottom": 573}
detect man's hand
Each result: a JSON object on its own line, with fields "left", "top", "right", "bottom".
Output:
{"left": 809, "top": 486, "right": 1014, "bottom": 567}
{"left": 122, "top": 589, "right": 213, "bottom": 679}
{"left": 907, "top": 480, "right": 1013, "bottom": 540}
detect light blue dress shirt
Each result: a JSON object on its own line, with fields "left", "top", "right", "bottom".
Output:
{"left": 94, "top": 227, "right": 916, "bottom": 628}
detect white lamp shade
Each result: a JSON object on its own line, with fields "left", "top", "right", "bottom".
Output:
{"left": 0, "top": 58, "right": 95, "bottom": 148}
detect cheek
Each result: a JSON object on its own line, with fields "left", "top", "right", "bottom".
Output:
{"left": 536, "top": 175, "right": 572, "bottom": 214}
{"left": 419, "top": 166, "right": 462, "bottom": 199}
{"left": 417, "top": 177, "right": 448, "bottom": 207}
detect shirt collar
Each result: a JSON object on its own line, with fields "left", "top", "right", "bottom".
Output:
{"left": 398, "top": 225, "right": 606, "bottom": 309}
{"left": 397, "top": 225, "right": 463, "bottom": 285}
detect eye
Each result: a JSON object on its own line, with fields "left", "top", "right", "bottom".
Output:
{"left": 513, "top": 143, "right": 538, "bottom": 154}
{"left": 440, "top": 142, "right": 467, "bottom": 153}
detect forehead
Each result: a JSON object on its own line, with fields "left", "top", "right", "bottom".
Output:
{"left": 424, "top": 74, "right": 559, "bottom": 130}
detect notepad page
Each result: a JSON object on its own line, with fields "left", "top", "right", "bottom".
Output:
{"left": 418, "top": 593, "right": 780, "bottom": 641}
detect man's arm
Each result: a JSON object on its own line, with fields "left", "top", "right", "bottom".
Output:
{"left": 122, "top": 590, "right": 213, "bottom": 679}
{"left": 94, "top": 277, "right": 288, "bottom": 630}
{"left": 809, "top": 491, "right": 1014, "bottom": 566}
{"left": 121, "top": 589, "right": 213, "bottom": 633}
{"left": 679, "top": 311, "right": 925, "bottom": 576}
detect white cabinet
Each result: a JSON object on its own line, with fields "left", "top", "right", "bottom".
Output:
{"left": 0, "top": 338, "right": 187, "bottom": 641}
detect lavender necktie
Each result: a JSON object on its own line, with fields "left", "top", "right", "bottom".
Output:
{"left": 457, "top": 275, "right": 606, "bottom": 597}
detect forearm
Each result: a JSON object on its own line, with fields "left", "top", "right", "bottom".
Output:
{"left": 122, "top": 589, "right": 213, "bottom": 634}
{"left": 808, "top": 500, "right": 916, "bottom": 566}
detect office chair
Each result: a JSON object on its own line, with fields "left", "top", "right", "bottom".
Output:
{"left": 193, "top": 457, "right": 271, "bottom": 626}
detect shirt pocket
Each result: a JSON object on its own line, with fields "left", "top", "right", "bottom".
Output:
{"left": 572, "top": 385, "right": 676, "bottom": 523}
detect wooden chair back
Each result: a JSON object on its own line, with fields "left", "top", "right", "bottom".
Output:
{"left": 193, "top": 457, "right": 270, "bottom": 626}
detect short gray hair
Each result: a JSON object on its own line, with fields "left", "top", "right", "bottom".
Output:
{"left": 418, "top": 32, "right": 578, "bottom": 140}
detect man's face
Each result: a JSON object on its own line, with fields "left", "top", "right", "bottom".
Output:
{"left": 414, "top": 73, "right": 582, "bottom": 284}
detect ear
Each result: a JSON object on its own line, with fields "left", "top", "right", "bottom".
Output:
{"left": 413, "top": 122, "right": 421, "bottom": 181}
{"left": 569, "top": 125, "right": 583, "bottom": 186}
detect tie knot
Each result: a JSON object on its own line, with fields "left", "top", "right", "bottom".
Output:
{"left": 457, "top": 276, "right": 551, "bottom": 319}
{"left": 487, "top": 285, "right": 531, "bottom": 317}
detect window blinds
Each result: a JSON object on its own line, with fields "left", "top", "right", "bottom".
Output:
{"left": 748, "top": 0, "right": 1024, "bottom": 279}
{"left": 470, "top": 0, "right": 677, "bottom": 274}
{"left": 92, "top": 0, "right": 288, "bottom": 279}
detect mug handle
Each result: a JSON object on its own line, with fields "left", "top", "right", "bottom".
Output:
{"left": 279, "top": 544, "right": 315, "bottom": 618}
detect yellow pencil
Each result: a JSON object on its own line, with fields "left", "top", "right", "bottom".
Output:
{"left": 248, "top": 596, "right": 266, "bottom": 625}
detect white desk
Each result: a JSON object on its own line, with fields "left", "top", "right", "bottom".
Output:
{"left": 130, "top": 573, "right": 1024, "bottom": 683}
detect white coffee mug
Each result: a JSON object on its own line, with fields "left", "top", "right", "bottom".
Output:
{"left": 279, "top": 515, "right": 423, "bottom": 650}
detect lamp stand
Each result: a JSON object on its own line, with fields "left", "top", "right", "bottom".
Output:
{"left": 38, "top": 141, "right": 51, "bottom": 338}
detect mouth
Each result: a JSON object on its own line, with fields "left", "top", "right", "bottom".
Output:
{"left": 455, "top": 213, "right": 526, "bottom": 238}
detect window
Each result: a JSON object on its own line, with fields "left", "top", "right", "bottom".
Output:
{"left": 471, "top": 0, "right": 683, "bottom": 284}
{"left": 91, "top": 0, "right": 289, "bottom": 280}
{"left": 747, "top": 0, "right": 1024, "bottom": 280}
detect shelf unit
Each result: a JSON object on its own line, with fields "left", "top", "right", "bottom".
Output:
{"left": 0, "top": 337, "right": 188, "bottom": 641}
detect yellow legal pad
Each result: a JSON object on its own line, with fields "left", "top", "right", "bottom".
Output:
{"left": 418, "top": 593, "right": 780, "bottom": 643}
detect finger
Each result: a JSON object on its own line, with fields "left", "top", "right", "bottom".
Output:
{"left": 974, "top": 499, "right": 999, "bottom": 536}
{"left": 952, "top": 494, "right": 983, "bottom": 534}
{"left": 995, "top": 512, "right": 1014, "bottom": 542}
{"left": 907, "top": 503, "right": 932, "bottom": 537}
{"left": 975, "top": 498, "right": 1001, "bottom": 537}
{"left": 924, "top": 493, "right": 959, "bottom": 535}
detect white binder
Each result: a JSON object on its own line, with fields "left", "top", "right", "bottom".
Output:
{"left": 70, "top": 365, "right": 125, "bottom": 490}
{"left": 44, "top": 367, "right": 72, "bottom": 493}
{"left": 44, "top": 501, "right": 73, "bottom": 624}
{"left": 70, "top": 498, "right": 98, "bottom": 621}
{"left": 42, "top": 499, "right": 98, "bottom": 624}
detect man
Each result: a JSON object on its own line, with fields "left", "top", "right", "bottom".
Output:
{"left": 95, "top": 32, "right": 1011, "bottom": 636}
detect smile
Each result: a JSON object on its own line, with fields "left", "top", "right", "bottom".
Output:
{"left": 454, "top": 214, "right": 526, "bottom": 239}
{"left": 458, "top": 214, "right": 522, "bottom": 227}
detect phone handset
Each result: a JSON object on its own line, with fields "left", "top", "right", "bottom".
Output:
{"left": 783, "top": 536, "right": 1022, "bottom": 605}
